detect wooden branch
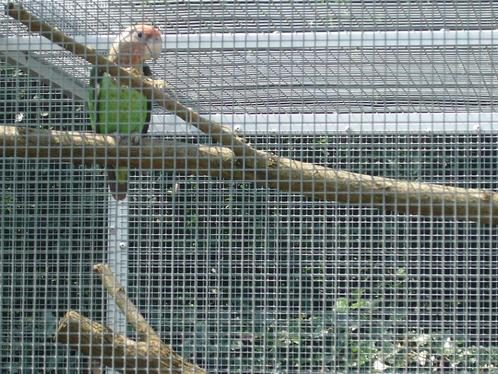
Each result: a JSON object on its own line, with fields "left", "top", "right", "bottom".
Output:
{"left": 92, "top": 263, "right": 205, "bottom": 373}
{"left": 5, "top": 2, "right": 272, "bottom": 165}
{"left": 56, "top": 310, "right": 205, "bottom": 374}
{"left": 0, "top": 125, "right": 234, "bottom": 174}
{"left": 93, "top": 263, "right": 161, "bottom": 343}
{"left": 5, "top": 4, "right": 498, "bottom": 225}
{"left": 2, "top": 124, "right": 498, "bottom": 225}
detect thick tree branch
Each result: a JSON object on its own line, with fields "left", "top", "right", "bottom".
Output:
{"left": 0, "top": 125, "right": 234, "bottom": 175}
{"left": 56, "top": 310, "right": 205, "bottom": 374}
{"left": 2, "top": 124, "right": 498, "bottom": 225}
{"left": 5, "top": 3, "right": 255, "bottom": 161}
{"left": 5, "top": 3, "right": 498, "bottom": 225}
{"left": 93, "top": 263, "right": 162, "bottom": 344}
{"left": 56, "top": 264, "right": 206, "bottom": 373}
{"left": 92, "top": 263, "right": 205, "bottom": 373}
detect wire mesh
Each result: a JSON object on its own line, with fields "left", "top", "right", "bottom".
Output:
{"left": 1, "top": 1, "right": 498, "bottom": 373}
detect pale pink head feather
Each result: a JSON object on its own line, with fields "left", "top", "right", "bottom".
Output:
{"left": 108, "top": 24, "right": 162, "bottom": 66}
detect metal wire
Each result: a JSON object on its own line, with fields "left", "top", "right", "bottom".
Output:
{"left": 1, "top": 1, "right": 498, "bottom": 373}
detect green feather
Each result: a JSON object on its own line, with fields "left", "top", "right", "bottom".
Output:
{"left": 116, "top": 168, "right": 128, "bottom": 184}
{"left": 89, "top": 67, "right": 149, "bottom": 134}
{"left": 88, "top": 66, "right": 150, "bottom": 200}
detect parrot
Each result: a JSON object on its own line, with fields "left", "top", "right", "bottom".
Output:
{"left": 88, "top": 24, "right": 162, "bottom": 200}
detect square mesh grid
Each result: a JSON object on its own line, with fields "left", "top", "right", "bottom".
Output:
{"left": 1, "top": 1, "right": 498, "bottom": 373}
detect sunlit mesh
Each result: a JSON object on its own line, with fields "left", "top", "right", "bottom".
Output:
{"left": 1, "top": 1, "right": 498, "bottom": 373}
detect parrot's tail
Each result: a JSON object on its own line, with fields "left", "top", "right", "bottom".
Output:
{"left": 106, "top": 170, "right": 127, "bottom": 201}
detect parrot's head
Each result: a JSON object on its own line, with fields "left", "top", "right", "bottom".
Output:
{"left": 108, "top": 24, "right": 162, "bottom": 66}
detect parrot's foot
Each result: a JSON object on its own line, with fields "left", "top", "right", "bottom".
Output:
{"left": 145, "top": 77, "right": 177, "bottom": 98}
{"left": 115, "top": 134, "right": 142, "bottom": 145}
{"left": 112, "top": 134, "right": 122, "bottom": 144}
{"left": 130, "top": 134, "right": 142, "bottom": 145}
{"left": 145, "top": 76, "right": 168, "bottom": 89}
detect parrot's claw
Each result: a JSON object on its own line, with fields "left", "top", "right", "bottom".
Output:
{"left": 112, "top": 134, "right": 122, "bottom": 144}
{"left": 114, "top": 134, "right": 142, "bottom": 146}
{"left": 145, "top": 77, "right": 167, "bottom": 89}
{"left": 130, "top": 134, "right": 142, "bottom": 145}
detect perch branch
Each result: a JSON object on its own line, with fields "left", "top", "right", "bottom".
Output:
{"left": 5, "top": 3, "right": 498, "bottom": 225}
{"left": 93, "top": 263, "right": 161, "bottom": 343}
{"left": 56, "top": 310, "right": 205, "bottom": 374}
{"left": 0, "top": 125, "right": 234, "bottom": 175}
{"left": 2, "top": 125, "right": 498, "bottom": 225}
{"left": 92, "top": 263, "right": 205, "bottom": 373}
{"left": 5, "top": 3, "right": 256, "bottom": 161}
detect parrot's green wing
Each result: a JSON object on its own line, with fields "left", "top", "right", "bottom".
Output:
{"left": 88, "top": 65, "right": 152, "bottom": 200}
{"left": 89, "top": 66, "right": 151, "bottom": 134}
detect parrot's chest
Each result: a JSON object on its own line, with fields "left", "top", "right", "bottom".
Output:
{"left": 96, "top": 73, "right": 149, "bottom": 134}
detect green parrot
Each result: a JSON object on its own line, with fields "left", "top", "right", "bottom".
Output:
{"left": 88, "top": 24, "right": 162, "bottom": 200}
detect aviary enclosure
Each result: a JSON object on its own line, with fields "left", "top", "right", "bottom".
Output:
{"left": 1, "top": 1, "right": 498, "bottom": 373}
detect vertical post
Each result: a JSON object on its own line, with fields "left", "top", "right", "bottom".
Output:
{"left": 105, "top": 196, "right": 129, "bottom": 373}
{"left": 107, "top": 196, "right": 129, "bottom": 332}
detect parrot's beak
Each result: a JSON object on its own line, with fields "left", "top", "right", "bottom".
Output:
{"left": 145, "top": 35, "right": 162, "bottom": 61}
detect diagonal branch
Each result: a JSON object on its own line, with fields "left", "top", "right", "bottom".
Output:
{"left": 93, "top": 263, "right": 161, "bottom": 344}
{"left": 2, "top": 124, "right": 498, "bottom": 225}
{"left": 91, "top": 263, "right": 206, "bottom": 373}
{"left": 5, "top": 2, "right": 257, "bottom": 162}
{"left": 57, "top": 309, "right": 206, "bottom": 373}
{"left": 5, "top": 3, "right": 498, "bottom": 225}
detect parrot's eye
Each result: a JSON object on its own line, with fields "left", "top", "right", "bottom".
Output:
{"left": 137, "top": 31, "right": 143, "bottom": 38}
